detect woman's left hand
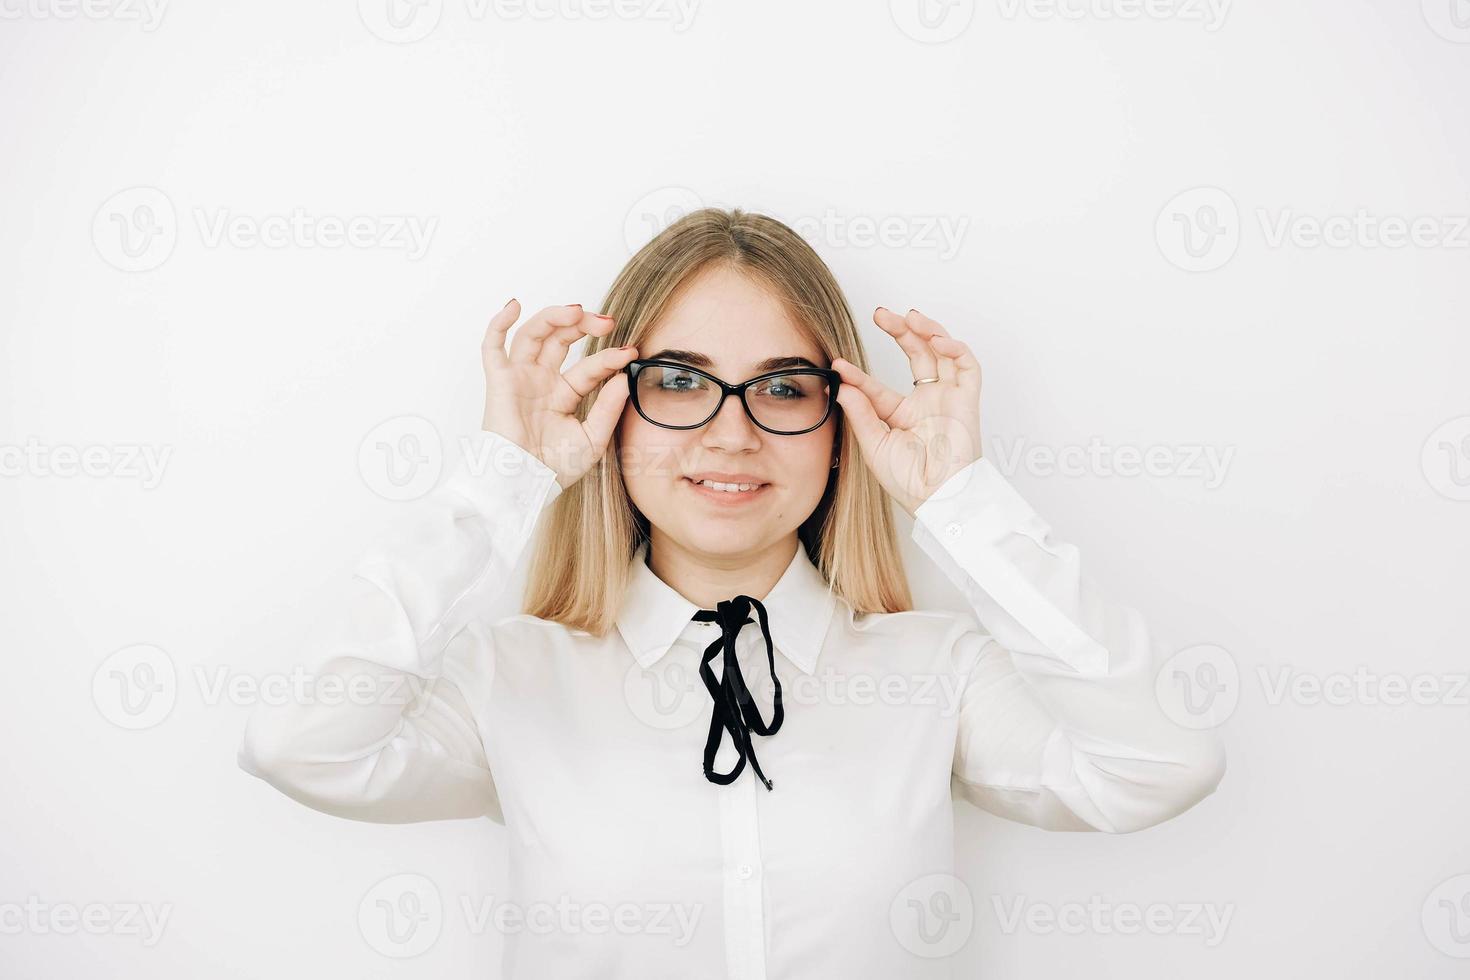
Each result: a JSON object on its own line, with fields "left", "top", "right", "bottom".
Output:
{"left": 833, "top": 307, "right": 983, "bottom": 519}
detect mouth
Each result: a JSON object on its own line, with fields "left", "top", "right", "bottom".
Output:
{"left": 682, "top": 476, "right": 770, "bottom": 503}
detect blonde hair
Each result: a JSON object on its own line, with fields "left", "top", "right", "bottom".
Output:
{"left": 522, "top": 207, "right": 913, "bottom": 634}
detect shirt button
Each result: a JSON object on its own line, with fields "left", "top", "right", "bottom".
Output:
{"left": 944, "top": 521, "right": 962, "bottom": 538}
{"left": 736, "top": 864, "right": 753, "bottom": 880}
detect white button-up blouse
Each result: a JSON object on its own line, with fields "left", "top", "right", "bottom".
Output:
{"left": 237, "top": 429, "right": 1226, "bottom": 979}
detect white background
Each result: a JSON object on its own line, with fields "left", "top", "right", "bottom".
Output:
{"left": 2, "top": 0, "right": 1468, "bottom": 976}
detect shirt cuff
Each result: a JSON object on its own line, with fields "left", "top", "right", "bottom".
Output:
{"left": 913, "top": 456, "right": 1040, "bottom": 549}
{"left": 912, "top": 456, "right": 1110, "bottom": 676}
{"left": 447, "top": 430, "right": 563, "bottom": 539}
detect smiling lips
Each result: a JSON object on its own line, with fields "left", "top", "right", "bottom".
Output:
{"left": 683, "top": 475, "right": 769, "bottom": 502}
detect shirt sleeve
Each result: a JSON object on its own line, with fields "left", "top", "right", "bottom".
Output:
{"left": 236, "top": 429, "right": 563, "bottom": 824}
{"left": 911, "top": 456, "right": 1227, "bottom": 834}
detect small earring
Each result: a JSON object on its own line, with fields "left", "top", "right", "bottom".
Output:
{"left": 830, "top": 457, "right": 839, "bottom": 468}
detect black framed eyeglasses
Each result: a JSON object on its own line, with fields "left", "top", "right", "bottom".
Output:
{"left": 623, "top": 359, "right": 841, "bottom": 436}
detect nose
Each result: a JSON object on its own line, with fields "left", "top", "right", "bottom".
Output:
{"left": 700, "top": 390, "right": 762, "bottom": 454}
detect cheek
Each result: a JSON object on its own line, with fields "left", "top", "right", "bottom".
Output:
{"left": 778, "top": 432, "right": 836, "bottom": 497}
{"left": 616, "top": 425, "right": 690, "bottom": 493}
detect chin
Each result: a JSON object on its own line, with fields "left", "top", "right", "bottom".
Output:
{"left": 686, "top": 528, "right": 755, "bottom": 550}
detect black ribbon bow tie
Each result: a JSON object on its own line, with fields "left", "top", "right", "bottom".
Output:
{"left": 692, "top": 595, "right": 784, "bottom": 791}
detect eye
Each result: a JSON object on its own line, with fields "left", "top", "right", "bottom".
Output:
{"left": 660, "top": 370, "right": 707, "bottom": 392}
{"left": 754, "top": 376, "right": 807, "bottom": 399}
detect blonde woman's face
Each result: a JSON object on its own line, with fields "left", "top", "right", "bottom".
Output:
{"left": 615, "top": 265, "right": 838, "bottom": 559}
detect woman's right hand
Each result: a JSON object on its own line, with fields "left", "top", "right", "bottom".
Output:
{"left": 481, "top": 299, "right": 639, "bottom": 490}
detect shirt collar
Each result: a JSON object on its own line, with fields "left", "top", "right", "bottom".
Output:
{"left": 616, "top": 539, "right": 838, "bottom": 676}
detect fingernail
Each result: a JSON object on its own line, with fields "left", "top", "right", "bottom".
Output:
{"left": 595, "top": 314, "right": 614, "bottom": 322}
{"left": 567, "top": 303, "right": 583, "bottom": 309}
{"left": 504, "top": 297, "right": 516, "bottom": 308}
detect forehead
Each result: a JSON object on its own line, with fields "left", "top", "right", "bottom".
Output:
{"left": 639, "top": 264, "right": 825, "bottom": 374}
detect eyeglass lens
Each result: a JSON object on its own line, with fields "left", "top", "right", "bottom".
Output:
{"left": 634, "top": 365, "right": 831, "bottom": 433}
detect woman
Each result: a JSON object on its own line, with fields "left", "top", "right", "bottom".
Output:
{"left": 238, "top": 208, "right": 1226, "bottom": 978}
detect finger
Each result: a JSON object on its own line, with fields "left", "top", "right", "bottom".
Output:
{"left": 874, "top": 306, "right": 939, "bottom": 384}
{"left": 538, "top": 312, "right": 617, "bottom": 370}
{"left": 834, "top": 384, "right": 889, "bottom": 458}
{"left": 927, "top": 333, "right": 982, "bottom": 392}
{"left": 906, "top": 308, "right": 950, "bottom": 338}
{"left": 552, "top": 344, "right": 639, "bottom": 415}
{"left": 481, "top": 298, "right": 521, "bottom": 368}
{"left": 831, "top": 356, "right": 904, "bottom": 423}
{"left": 581, "top": 371, "right": 632, "bottom": 459}
{"left": 508, "top": 304, "right": 587, "bottom": 364}
{"left": 904, "top": 311, "right": 956, "bottom": 384}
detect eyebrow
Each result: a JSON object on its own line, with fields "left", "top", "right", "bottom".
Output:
{"left": 642, "top": 348, "right": 825, "bottom": 373}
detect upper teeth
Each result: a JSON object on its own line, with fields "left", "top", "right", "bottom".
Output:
{"left": 695, "top": 479, "right": 762, "bottom": 492}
